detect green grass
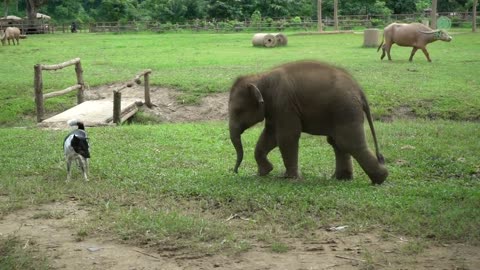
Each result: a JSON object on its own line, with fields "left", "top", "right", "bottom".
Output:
{"left": 0, "top": 236, "right": 50, "bottom": 270}
{"left": 0, "top": 120, "right": 479, "bottom": 253}
{"left": 0, "top": 30, "right": 479, "bottom": 261}
{"left": 0, "top": 30, "right": 479, "bottom": 125}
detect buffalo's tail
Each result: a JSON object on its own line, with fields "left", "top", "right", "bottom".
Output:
{"left": 377, "top": 33, "right": 384, "bottom": 52}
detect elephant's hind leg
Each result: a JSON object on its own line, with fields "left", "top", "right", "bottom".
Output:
{"left": 335, "top": 126, "right": 388, "bottom": 185}
{"left": 327, "top": 136, "right": 353, "bottom": 180}
{"left": 350, "top": 148, "right": 388, "bottom": 185}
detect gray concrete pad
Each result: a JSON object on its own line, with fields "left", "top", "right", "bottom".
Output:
{"left": 39, "top": 99, "right": 138, "bottom": 128}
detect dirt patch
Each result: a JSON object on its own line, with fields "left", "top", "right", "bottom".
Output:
{"left": 85, "top": 83, "right": 229, "bottom": 123}
{"left": 1, "top": 201, "right": 479, "bottom": 269}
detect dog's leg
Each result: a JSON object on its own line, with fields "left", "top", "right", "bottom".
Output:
{"left": 81, "top": 157, "right": 89, "bottom": 182}
{"left": 66, "top": 158, "right": 72, "bottom": 182}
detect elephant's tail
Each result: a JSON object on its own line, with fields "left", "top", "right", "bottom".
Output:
{"left": 361, "top": 92, "right": 385, "bottom": 164}
{"left": 377, "top": 33, "right": 384, "bottom": 52}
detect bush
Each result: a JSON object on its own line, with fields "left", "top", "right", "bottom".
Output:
{"left": 161, "top": 22, "right": 173, "bottom": 31}
{"left": 251, "top": 10, "right": 262, "bottom": 30}
{"left": 265, "top": 17, "right": 273, "bottom": 27}
{"left": 370, "top": 18, "right": 385, "bottom": 27}
{"left": 217, "top": 21, "right": 233, "bottom": 31}
{"left": 273, "top": 19, "right": 288, "bottom": 31}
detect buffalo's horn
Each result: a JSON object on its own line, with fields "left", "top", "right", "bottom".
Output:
{"left": 418, "top": 29, "right": 439, "bottom": 34}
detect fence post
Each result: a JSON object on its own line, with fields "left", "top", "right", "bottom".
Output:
{"left": 34, "top": 64, "right": 44, "bottom": 123}
{"left": 144, "top": 72, "right": 152, "bottom": 108}
{"left": 75, "top": 61, "right": 85, "bottom": 104}
{"left": 113, "top": 91, "right": 121, "bottom": 124}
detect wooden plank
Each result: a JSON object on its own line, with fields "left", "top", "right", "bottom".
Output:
{"left": 40, "top": 58, "right": 81, "bottom": 71}
{"left": 43, "top": 84, "right": 82, "bottom": 99}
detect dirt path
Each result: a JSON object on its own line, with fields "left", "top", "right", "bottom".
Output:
{"left": 1, "top": 200, "right": 479, "bottom": 269}
{"left": 84, "top": 83, "right": 229, "bottom": 123}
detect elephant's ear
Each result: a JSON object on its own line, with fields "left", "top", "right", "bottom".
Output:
{"left": 248, "top": 83, "right": 264, "bottom": 104}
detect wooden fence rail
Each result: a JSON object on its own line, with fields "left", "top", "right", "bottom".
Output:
{"left": 34, "top": 58, "right": 85, "bottom": 122}
{"left": 112, "top": 69, "right": 152, "bottom": 124}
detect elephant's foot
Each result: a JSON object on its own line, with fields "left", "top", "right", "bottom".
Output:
{"left": 333, "top": 170, "right": 353, "bottom": 181}
{"left": 282, "top": 169, "right": 301, "bottom": 179}
{"left": 368, "top": 167, "right": 389, "bottom": 185}
{"left": 258, "top": 163, "right": 274, "bottom": 176}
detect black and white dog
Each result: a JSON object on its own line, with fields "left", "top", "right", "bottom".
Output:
{"left": 64, "top": 119, "right": 90, "bottom": 181}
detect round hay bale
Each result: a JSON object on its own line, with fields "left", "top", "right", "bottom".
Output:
{"left": 252, "top": 33, "right": 277, "bottom": 47}
{"left": 363, "top": 28, "right": 380, "bottom": 48}
{"left": 272, "top": 33, "right": 288, "bottom": 46}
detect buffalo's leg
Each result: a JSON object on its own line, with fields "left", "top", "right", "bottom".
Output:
{"left": 421, "top": 48, "right": 432, "bottom": 62}
{"left": 255, "top": 127, "right": 277, "bottom": 176}
{"left": 380, "top": 45, "right": 386, "bottom": 60}
{"left": 386, "top": 44, "right": 393, "bottom": 61}
{"left": 409, "top": 47, "right": 418, "bottom": 62}
{"left": 327, "top": 136, "right": 353, "bottom": 180}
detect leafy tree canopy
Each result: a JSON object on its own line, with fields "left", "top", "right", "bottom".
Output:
{"left": 0, "top": 0, "right": 476, "bottom": 23}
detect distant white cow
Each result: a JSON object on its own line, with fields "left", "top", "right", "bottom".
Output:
{"left": 0, "top": 27, "right": 21, "bottom": 45}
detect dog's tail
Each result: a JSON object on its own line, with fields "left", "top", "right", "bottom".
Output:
{"left": 67, "top": 119, "right": 85, "bottom": 130}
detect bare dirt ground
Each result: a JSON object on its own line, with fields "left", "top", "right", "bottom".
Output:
{"left": 1, "top": 200, "right": 479, "bottom": 270}
{"left": 84, "top": 83, "right": 229, "bottom": 123}
{"left": 4, "top": 85, "right": 479, "bottom": 269}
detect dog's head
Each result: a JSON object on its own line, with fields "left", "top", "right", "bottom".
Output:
{"left": 71, "top": 131, "right": 90, "bottom": 159}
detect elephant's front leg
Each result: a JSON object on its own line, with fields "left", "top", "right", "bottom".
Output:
{"left": 327, "top": 136, "right": 353, "bottom": 180}
{"left": 255, "top": 128, "right": 277, "bottom": 176}
{"left": 277, "top": 131, "right": 301, "bottom": 179}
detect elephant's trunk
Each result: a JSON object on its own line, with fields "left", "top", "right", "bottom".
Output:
{"left": 229, "top": 125, "right": 244, "bottom": 173}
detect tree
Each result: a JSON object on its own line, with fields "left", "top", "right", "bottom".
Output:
{"left": 4, "top": 0, "right": 10, "bottom": 17}
{"left": 44, "top": 0, "right": 92, "bottom": 23}
{"left": 207, "top": 0, "right": 244, "bottom": 20}
{"left": 431, "top": 0, "right": 437, "bottom": 29}
{"left": 317, "top": 0, "right": 322, "bottom": 32}
{"left": 95, "top": 0, "right": 137, "bottom": 22}
{"left": 334, "top": 0, "right": 338, "bottom": 30}
{"left": 473, "top": 0, "right": 478, "bottom": 32}
{"left": 25, "top": 0, "right": 48, "bottom": 20}
{"left": 385, "top": 0, "right": 416, "bottom": 14}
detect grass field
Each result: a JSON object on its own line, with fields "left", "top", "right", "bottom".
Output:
{"left": 0, "top": 30, "right": 479, "bottom": 125}
{"left": 0, "top": 30, "right": 479, "bottom": 267}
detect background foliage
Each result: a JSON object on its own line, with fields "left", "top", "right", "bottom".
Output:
{"left": 1, "top": 0, "right": 479, "bottom": 24}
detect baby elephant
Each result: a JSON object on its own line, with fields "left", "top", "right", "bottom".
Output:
{"left": 228, "top": 60, "right": 388, "bottom": 185}
{"left": 0, "top": 27, "right": 21, "bottom": 46}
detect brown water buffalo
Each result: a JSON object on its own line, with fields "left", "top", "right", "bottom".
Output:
{"left": 377, "top": 23, "right": 452, "bottom": 62}
{"left": 0, "top": 27, "right": 21, "bottom": 45}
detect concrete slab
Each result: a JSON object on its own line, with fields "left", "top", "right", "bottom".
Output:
{"left": 39, "top": 99, "right": 138, "bottom": 128}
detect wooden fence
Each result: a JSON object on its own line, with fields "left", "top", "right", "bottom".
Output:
{"left": 34, "top": 58, "right": 85, "bottom": 122}
{"left": 112, "top": 70, "right": 153, "bottom": 124}
{"left": 84, "top": 11, "right": 478, "bottom": 33}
